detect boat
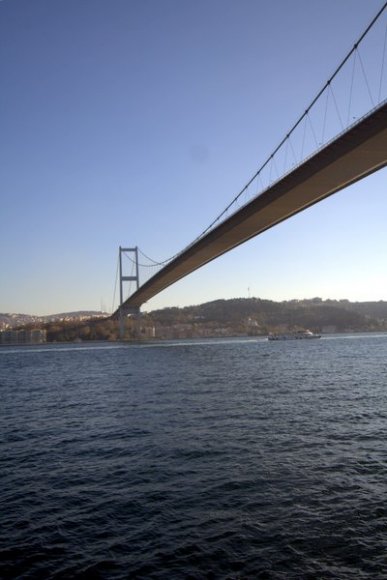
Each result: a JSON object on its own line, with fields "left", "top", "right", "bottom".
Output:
{"left": 268, "top": 329, "right": 321, "bottom": 341}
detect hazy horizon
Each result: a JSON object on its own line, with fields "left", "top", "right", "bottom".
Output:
{"left": 4, "top": 294, "right": 387, "bottom": 318}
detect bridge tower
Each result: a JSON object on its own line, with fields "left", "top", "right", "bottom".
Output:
{"left": 119, "top": 246, "right": 140, "bottom": 339}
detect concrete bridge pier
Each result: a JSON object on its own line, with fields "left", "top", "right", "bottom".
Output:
{"left": 119, "top": 306, "right": 140, "bottom": 340}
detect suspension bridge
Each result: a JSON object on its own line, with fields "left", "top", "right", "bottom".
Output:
{"left": 113, "top": 3, "right": 387, "bottom": 320}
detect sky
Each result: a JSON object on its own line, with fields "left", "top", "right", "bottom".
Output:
{"left": 0, "top": 0, "right": 386, "bottom": 315}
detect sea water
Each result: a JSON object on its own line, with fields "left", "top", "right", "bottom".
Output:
{"left": 1, "top": 335, "right": 387, "bottom": 578}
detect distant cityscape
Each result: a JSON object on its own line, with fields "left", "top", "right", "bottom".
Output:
{"left": 0, "top": 311, "right": 107, "bottom": 330}
{"left": 0, "top": 311, "right": 107, "bottom": 345}
{"left": 1, "top": 298, "right": 387, "bottom": 344}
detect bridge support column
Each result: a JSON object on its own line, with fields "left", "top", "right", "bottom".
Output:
{"left": 118, "top": 306, "right": 141, "bottom": 340}
{"left": 119, "top": 246, "right": 140, "bottom": 340}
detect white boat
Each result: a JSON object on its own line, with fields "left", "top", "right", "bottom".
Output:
{"left": 268, "top": 330, "right": 321, "bottom": 341}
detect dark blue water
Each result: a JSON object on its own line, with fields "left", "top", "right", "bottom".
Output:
{"left": 1, "top": 335, "right": 387, "bottom": 579}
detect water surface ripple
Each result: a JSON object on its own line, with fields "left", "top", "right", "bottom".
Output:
{"left": 1, "top": 335, "right": 387, "bottom": 578}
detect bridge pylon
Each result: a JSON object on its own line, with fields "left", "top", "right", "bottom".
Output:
{"left": 118, "top": 246, "right": 140, "bottom": 338}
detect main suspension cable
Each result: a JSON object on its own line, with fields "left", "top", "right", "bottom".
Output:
{"left": 133, "top": 2, "right": 387, "bottom": 270}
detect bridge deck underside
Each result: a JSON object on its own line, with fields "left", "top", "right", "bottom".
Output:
{"left": 117, "top": 102, "right": 387, "bottom": 314}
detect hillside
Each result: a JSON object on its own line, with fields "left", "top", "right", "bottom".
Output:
{"left": 0, "top": 311, "right": 107, "bottom": 331}
{"left": 2, "top": 299, "right": 387, "bottom": 342}
{"left": 149, "top": 298, "right": 387, "bottom": 335}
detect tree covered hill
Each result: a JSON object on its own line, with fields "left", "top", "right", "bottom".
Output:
{"left": 2, "top": 298, "right": 387, "bottom": 342}
{"left": 149, "top": 297, "right": 387, "bottom": 333}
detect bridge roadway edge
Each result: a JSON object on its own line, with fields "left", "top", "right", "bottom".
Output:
{"left": 113, "top": 101, "right": 387, "bottom": 318}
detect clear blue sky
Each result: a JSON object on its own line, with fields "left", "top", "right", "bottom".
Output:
{"left": 1, "top": 0, "right": 386, "bottom": 315}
